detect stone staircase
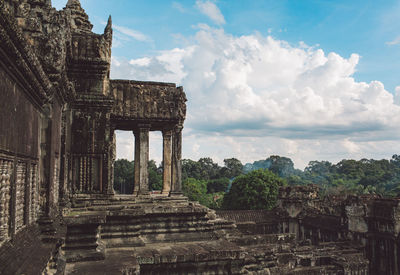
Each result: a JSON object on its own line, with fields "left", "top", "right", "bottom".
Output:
{"left": 62, "top": 194, "right": 237, "bottom": 265}
{"left": 62, "top": 195, "right": 369, "bottom": 274}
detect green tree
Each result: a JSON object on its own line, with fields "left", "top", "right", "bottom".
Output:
{"left": 182, "top": 159, "right": 202, "bottom": 180}
{"left": 305, "top": 161, "right": 333, "bottom": 175}
{"left": 220, "top": 158, "right": 243, "bottom": 179}
{"left": 113, "top": 159, "right": 134, "bottom": 194}
{"left": 198, "top": 157, "right": 220, "bottom": 179}
{"left": 268, "top": 155, "right": 296, "bottom": 178}
{"left": 148, "top": 160, "right": 162, "bottom": 190}
{"left": 182, "top": 178, "right": 207, "bottom": 202}
{"left": 222, "top": 169, "right": 282, "bottom": 210}
{"left": 207, "top": 177, "right": 230, "bottom": 193}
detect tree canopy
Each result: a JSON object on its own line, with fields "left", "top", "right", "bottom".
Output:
{"left": 222, "top": 169, "right": 282, "bottom": 210}
{"left": 114, "top": 154, "right": 400, "bottom": 209}
{"left": 113, "top": 159, "right": 162, "bottom": 194}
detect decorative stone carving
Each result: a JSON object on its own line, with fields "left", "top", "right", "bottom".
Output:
{"left": 110, "top": 80, "right": 187, "bottom": 121}
{"left": 29, "top": 163, "right": 38, "bottom": 223}
{"left": 53, "top": 158, "right": 59, "bottom": 204}
{"left": 73, "top": 155, "right": 102, "bottom": 193}
{"left": 15, "top": 161, "right": 27, "bottom": 231}
{"left": 0, "top": 159, "right": 12, "bottom": 244}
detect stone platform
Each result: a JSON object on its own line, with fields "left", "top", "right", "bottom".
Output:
{"left": 66, "top": 240, "right": 245, "bottom": 275}
{"left": 62, "top": 195, "right": 237, "bottom": 266}
{"left": 59, "top": 195, "right": 369, "bottom": 274}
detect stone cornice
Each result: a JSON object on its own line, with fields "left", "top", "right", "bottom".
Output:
{"left": 0, "top": 0, "right": 53, "bottom": 108}
{"left": 72, "top": 93, "right": 114, "bottom": 110}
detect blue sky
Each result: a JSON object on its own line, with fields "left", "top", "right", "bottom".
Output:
{"left": 53, "top": 0, "right": 400, "bottom": 168}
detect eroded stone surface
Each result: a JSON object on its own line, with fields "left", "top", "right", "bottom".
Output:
{"left": 0, "top": 0, "right": 398, "bottom": 274}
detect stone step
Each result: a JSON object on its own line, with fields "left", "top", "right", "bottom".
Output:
{"left": 63, "top": 247, "right": 106, "bottom": 263}
{"left": 102, "top": 236, "right": 145, "bottom": 248}
{"left": 140, "top": 226, "right": 213, "bottom": 234}
{"left": 101, "top": 232, "right": 140, "bottom": 238}
{"left": 101, "top": 225, "right": 141, "bottom": 233}
{"left": 66, "top": 234, "right": 98, "bottom": 243}
{"left": 63, "top": 242, "right": 100, "bottom": 250}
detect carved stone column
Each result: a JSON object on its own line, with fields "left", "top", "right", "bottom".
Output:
{"left": 162, "top": 130, "right": 173, "bottom": 195}
{"left": 137, "top": 125, "right": 150, "bottom": 196}
{"left": 170, "top": 125, "right": 183, "bottom": 196}
{"left": 133, "top": 131, "right": 140, "bottom": 196}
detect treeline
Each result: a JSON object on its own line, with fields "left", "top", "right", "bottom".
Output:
{"left": 114, "top": 154, "right": 400, "bottom": 210}
{"left": 244, "top": 155, "right": 400, "bottom": 197}
{"left": 181, "top": 158, "right": 243, "bottom": 208}
{"left": 113, "top": 157, "right": 245, "bottom": 208}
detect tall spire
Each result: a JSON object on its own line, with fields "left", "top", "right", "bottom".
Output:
{"left": 104, "top": 15, "right": 112, "bottom": 37}
{"left": 102, "top": 15, "right": 113, "bottom": 59}
{"left": 65, "top": 0, "right": 93, "bottom": 32}
{"left": 67, "top": 0, "right": 81, "bottom": 7}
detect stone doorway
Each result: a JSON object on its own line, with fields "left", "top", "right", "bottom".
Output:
{"left": 111, "top": 124, "right": 182, "bottom": 197}
{"left": 148, "top": 131, "right": 163, "bottom": 193}
{"left": 113, "top": 130, "right": 135, "bottom": 194}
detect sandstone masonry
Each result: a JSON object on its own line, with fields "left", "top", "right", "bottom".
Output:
{"left": 0, "top": 1, "right": 397, "bottom": 274}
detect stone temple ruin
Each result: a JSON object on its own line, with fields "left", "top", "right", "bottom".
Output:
{"left": 0, "top": 0, "right": 399, "bottom": 274}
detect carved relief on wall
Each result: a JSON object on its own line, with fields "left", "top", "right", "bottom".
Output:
{"left": 70, "top": 32, "right": 111, "bottom": 62}
{"left": 73, "top": 155, "right": 101, "bottom": 193}
{"left": 111, "top": 82, "right": 187, "bottom": 121}
{"left": 0, "top": 159, "right": 13, "bottom": 244}
{"left": 53, "top": 158, "right": 60, "bottom": 205}
{"left": 15, "top": 162, "right": 27, "bottom": 232}
{"left": 30, "top": 163, "right": 38, "bottom": 223}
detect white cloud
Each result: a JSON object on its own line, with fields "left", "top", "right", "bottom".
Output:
{"left": 112, "top": 24, "right": 151, "bottom": 42}
{"left": 172, "top": 2, "right": 185, "bottom": 13}
{"left": 342, "top": 138, "right": 360, "bottom": 154}
{"left": 112, "top": 25, "right": 400, "bottom": 168}
{"left": 129, "top": 57, "right": 151, "bottom": 66}
{"left": 196, "top": 0, "right": 225, "bottom": 25}
{"left": 386, "top": 36, "right": 400, "bottom": 46}
{"left": 394, "top": 86, "right": 400, "bottom": 105}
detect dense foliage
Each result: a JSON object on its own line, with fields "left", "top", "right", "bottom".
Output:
{"left": 245, "top": 155, "right": 400, "bottom": 197}
{"left": 113, "top": 159, "right": 134, "bottom": 194}
{"left": 113, "top": 159, "right": 162, "bottom": 194}
{"left": 222, "top": 169, "right": 282, "bottom": 210}
{"left": 182, "top": 178, "right": 223, "bottom": 209}
{"left": 114, "top": 154, "right": 400, "bottom": 209}
{"left": 182, "top": 157, "right": 243, "bottom": 181}
{"left": 181, "top": 157, "right": 243, "bottom": 209}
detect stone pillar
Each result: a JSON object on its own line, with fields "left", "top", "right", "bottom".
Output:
{"left": 170, "top": 125, "right": 183, "bottom": 196}
{"left": 133, "top": 131, "right": 140, "bottom": 196}
{"left": 137, "top": 125, "right": 150, "bottom": 196}
{"left": 162, "top": 130, "right": 173, "bottom": 195}
{"left": 396, "top": 240, "right": 400, "bottom": 275}
{"left": 24, "top": 161, "right": 31, "bottom": 226}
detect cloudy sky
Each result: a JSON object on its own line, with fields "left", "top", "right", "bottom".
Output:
{"left": 54, "top": 0, "right": 400, "bottom": 168}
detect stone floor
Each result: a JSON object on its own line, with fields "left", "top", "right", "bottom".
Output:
{"left": 65, "top": 240, "right": 245, "bottom": 275}
{"left": 65, "top": 248, "right": 139, "bottom": 275}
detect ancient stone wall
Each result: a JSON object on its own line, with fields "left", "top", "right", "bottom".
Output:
{"left": 0, "top": 4, "right": 48, "bottom": 242}
{"left": 0, "top": 159, "right": 12, "bottom": 244}
{"left": 276, "top": 185, "right": 400, "bottom": 274}
{"left": 216, "top": 210, "right": 280, "bottom": 234}
{"left": 111, "top": 80, "right": 186, "bottom": 126}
